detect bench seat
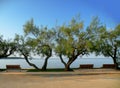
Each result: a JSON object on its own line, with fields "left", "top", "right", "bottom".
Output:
{"left": 6, "top": 65, "right": 21, "bottom": 71}
{"left": 102, "top": 64, "right": 115, "bottom": 68}
{"left": 80, "top": 64, "right": 93, "bottom": 69}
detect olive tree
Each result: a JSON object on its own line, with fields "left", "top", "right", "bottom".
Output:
{"left": 55, "top": 17, "right": 91, "bottom": 71}
{"left": 99, "top": 25, "right": 120, "bottom": 69}
{"left": 87, "top": 17, "right": 120, "bottom": 69}
{"left": 23, "top": 19, "right": 55, "bottom": 71}
{"left": 14, "top": 34, "right": 40, "bottom": 70}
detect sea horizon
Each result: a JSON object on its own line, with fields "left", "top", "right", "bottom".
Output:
{"left": 0, "top": 57, "right": 114, "bottom": 69}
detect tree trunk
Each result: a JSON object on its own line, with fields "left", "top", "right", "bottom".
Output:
{"left": 41, "top": 56, "right": 49, "bottom": 71}
{"left": 113, "top": 57, "right": 119, "bottom": 69}
{"left": 59, "top": 54, "right": 67, "bottom": 67}
{"left": 113, "top": 45, "right": 119, "bottom": 69}
{"left": 24, "top": 55, "right": 40, "bottom": 70}
{"left": 65, "top": 64, "right": 71, "bottom": 71}
{"left": 59, "top": 54, "right": 78, "bottom": 71}
{"left": 64, "top": 58, "right": 76, "bottom": 71}
{"left": 59, "top": 55, "right": 71, "bottom": 71}
{"left": 41, "top": 45, "right": 52, "bottom": 71}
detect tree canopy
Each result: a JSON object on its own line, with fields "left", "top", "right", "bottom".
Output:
{"left": 0, "top": 35, "right": 16, "bottom": 58}
{"left": 86, "top": 17, "right": 120, "bottom": 69}
{"left": 55, "top": 17, "right": 92, "bottom": 71}
{"left": 23, "top": 19, "right": 55, "bottom": 70}
{"left": 0, "top": 16, "right": 120, "bottom": 70}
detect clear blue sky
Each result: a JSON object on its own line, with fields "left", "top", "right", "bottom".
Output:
{"left": 0, "top": 0, "right": 120, "bottom": 39}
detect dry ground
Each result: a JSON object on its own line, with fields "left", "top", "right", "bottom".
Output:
{"left": 0, "top": 69, "right": 120, "bottom": 88}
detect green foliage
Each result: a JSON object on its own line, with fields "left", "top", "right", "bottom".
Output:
{"left": 1, "top": 15, "right": 120, "bottom": 70}
{"left": 87, "top": 16, "right": 120, "bottom": 67}
{"left": 54, "top": 16, "right": 93, "bottom": 71}
{"left": 23, "top": 18, "right": 56, "bottom": 70}
{"left": 0, "top": 35, "right": 16, "bottom": 58}
{"left": 98, "top": 27, "right": 120, "bottom": 58}
{"left": 55, "top": 17, "right": 89, "bottom": 59}
{"left": 14, "top": 34, "right": 40, "bottom": 70}
{"left": 86, "top": 17, "right": 107, "bottom": 55}
{"left": 23, "top": 18, "right": 55, "bottom": 57}
{"left": 14, "top": 34, "right": 32, "bottom": 57}
{"left": 23, "top": 18, "right": 39, "bottom": 37}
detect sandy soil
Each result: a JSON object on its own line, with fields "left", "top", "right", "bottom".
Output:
{"left": 0, "top": 69, "right": 120, "bottom": 88}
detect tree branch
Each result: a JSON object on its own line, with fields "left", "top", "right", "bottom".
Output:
{"left": 59, "top": 54, "right": 67, "bottom": 66}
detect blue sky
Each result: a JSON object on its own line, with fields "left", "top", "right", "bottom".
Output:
{"left": 0, "top": 0, "right": 120, "bottom": 39}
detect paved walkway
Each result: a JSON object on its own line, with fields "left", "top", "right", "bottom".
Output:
{"left": 0, "top": 69, "right": 120, "bottom": 75}
{"left": 0, "top": 69, "right": 120, "bottom": 88}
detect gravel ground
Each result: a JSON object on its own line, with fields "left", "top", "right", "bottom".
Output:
{"left": 0, "top": 69, "right": 120, "bottom": 88}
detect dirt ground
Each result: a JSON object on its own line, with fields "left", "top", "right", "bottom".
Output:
{"left": 0, "top": 69, "right": 120, "bottom": 88}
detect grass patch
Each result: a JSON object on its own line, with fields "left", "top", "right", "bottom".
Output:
{"left": 0, "top": 69, "right": 6, "bottom": 71}
{"left": 27, "top": 68, "right": 74, "bottom": 72}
